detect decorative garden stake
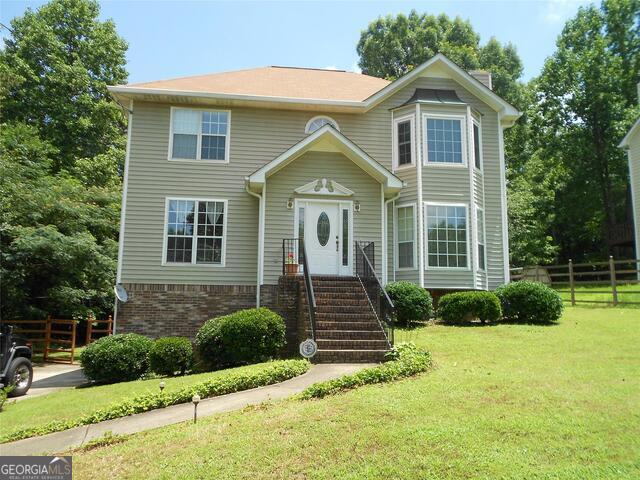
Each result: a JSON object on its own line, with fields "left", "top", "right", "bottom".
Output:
{"left": 159, "top": 381, "right": 165, "bottom": 393}
{"left": 192, "top": 394, "right": 201, "bottom": 423}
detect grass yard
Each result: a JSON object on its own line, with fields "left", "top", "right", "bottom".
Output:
{"left": 555, "top": 283, "right": 640, "bottom": 308}
{"left": 70, "top": 307, "right": 640, "bottom": 479}
{"left": 1, "top": 361, "right": 301, "bottom": 440}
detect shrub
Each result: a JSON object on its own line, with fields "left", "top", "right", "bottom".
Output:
{"left": 149, "top": 337, "right": 193, "bottom": 376}
{"left": 438, "top": 291, "right": 502, "bottom": 324}
{"left": 385, "top": 281, "right": 433, "bottom": 326}
{"left": 195, "top": 308, "right": 286, "bottom": 369}
{"left": 495, "top": 281, "right": 564, "bottom": 324}
{"left": 80, "top": 333, "right": 152, "bottom": 383}
{"left": 298, "top": 343, "right": 431, "bottom": 399}
{"left": 1, "top": 359, "right": 310, "bottom": 444}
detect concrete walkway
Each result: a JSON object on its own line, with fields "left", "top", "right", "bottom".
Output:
{"left": 0, "top": 363, "right": 370, "bottom": 456}
{"left": 15, "top": 363, "right": 87, "bottom": 401}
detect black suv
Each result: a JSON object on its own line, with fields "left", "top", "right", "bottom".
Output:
{"left": 0, "top": 323, "right": 34, "bottom": 397}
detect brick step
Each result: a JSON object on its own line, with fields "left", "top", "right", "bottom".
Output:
{"left": 311, "top": 275, "right": 358, "bottom": 281}
{"left": 315, "top": 305, "right": 372, "bottom": 314}
{"left": 316, "top": 321, "right": 380, "bottom": 331}
{"left": 314, "top": 330, "right": 386, "bottom": 340}
{"left": 312, "top": 287, "right": 363, "bottom": 294}
{"left": 312, "top": 349, "right": 389, "bottom": 363}
{"left": 313, "top": 298, "right": 370, "bottom": 307}
{"left": 313, "top": 291, "right": 368, "bottom": 300}
{"left": 316, "top": 339, "right": 389, "bottom": 350}
{"left": 315, "top": 312, "right": 378, "bottom": 321}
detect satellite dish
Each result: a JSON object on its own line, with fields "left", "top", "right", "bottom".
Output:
{"left": 114, "top": 284, "right": 129, "bottom": 303}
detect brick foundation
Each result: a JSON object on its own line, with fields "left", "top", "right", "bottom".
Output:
{"left": 116, "top": 281, "right": 304, "bottom": 353}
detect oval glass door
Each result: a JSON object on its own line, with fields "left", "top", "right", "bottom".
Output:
{"left": 317, "top": 212, "right": 330, "bottom": 246}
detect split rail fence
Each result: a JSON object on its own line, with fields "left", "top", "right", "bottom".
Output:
{"left": 510, "top": 257, "right": 640, "bottom": 306}
{"left": 6, "top": 315, "right": 113, "bottom": 364}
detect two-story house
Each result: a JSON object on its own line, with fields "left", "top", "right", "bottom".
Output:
{"left": 109, "top": 53, "right": 520, "bottom": 361}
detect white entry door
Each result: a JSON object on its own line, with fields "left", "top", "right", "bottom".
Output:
{"left": 305, "top": 202, "right": 340, "bottom": 275}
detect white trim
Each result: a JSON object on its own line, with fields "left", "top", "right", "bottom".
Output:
{"left": 394, "top": 202, "right": 418, "bottom": 271}
{"left": 168, "top": 106, "right": 231, "bottom": 163}
{"left": 245, "top": 182, "right": 263, "bottom": 306}
{"left": 627, "top": 150, "right": 640, "bottom": 277}
{"left": 294, "top": 178, "right": 354, "bottom": 196}
{"left": 424, "top": 201, "right": 472, "bottom": 271}
{"left": 423, "top": 112, "right": 468, "bottom": 167}
{"left": 305, "top": 115, "right": 340, "bottom": 134}
{"left": 476, "top": 207, "right": 487, "bottom": 273}
{"left": 116, "top": 100, "right": 133, "bottom": 284}
{"left": 247, "top": 124, "right": 403, "bottom": 192}
{"left": 619, "top": 117, "right": 640, "bottom": 148}
{"left": 467, "top": 106, "right": 477, "bottom": 287}
{"left": 161, "top": 197, "right": 228, "bottom": 267}
{"left": 293, "top": 198, "right": 353, "bottom": 276}
{"left": 472, "top": 117, "right": 483, "bottom": 172}
{"left": 497, "top": 114, "right": 510, "bottom": 282}
{"left": 415, "top": 104, "right": 425, "bottom": 287}
{"left": 381, "top": 184, "right": 386, "bottom": 284}
{"left": 392, "top": 113, "right": 416, "bottom": 171}
{"left": 108, "top": 54, "right": 521, "bottom": 122}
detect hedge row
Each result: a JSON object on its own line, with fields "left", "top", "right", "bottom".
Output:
{"left": 1, "top": 359, "right": 310, "bottom": 444}
{"left": 298, "top": 343, "right": 432, "bottom": 399}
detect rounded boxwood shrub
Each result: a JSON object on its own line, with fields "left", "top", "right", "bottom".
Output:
{"left": 80, "top": 333, "right": 152, "bottom": 383}
{"left": 195, "top": 307, "right": 286, "bottom": 369}
{"left": 438, "top": 291, "right": 502, "bottom": 324}
{"left": 495, "top": 281, "right": 564, "bottom": 324}
{"left": 385, "top": 281, "right": 433, "bottom": 326}
{"left": 149, "top": 336, "right": 193, "bottom": 376}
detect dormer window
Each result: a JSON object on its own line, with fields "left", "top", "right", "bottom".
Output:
{"left": 305, "top": 116, "right": 339, "bottom": 134}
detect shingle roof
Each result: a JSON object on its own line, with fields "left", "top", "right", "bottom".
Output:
{"left": 126, "top": 66, "right": 391, "bottom": 102}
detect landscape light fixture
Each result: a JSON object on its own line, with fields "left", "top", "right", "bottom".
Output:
{"left": 287, "top": 197, "right": 294, "bottom": 209}
{"left": 159, "top": 381, "right": 165, "bottom": 393}
{"left": 192, "top": 393, "right": 201, "bottom": 423}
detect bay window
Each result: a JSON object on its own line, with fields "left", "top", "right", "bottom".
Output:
{"left": 426, "top": 204, "right": 468, "bottom": 268}
{"left": 425, "top": 116, "right": 465, "bottom": 165}
{"left": 396, "top": 205, "right": 416, "bottom": 269}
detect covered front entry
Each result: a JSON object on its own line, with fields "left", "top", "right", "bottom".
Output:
{"left": 295, "top": 199, "right": 352, "bottom": 276}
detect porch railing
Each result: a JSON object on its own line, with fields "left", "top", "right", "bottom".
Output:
{"left": 282, "top": 238, "right": 316, "bottom": 340}
{"left": 354, "top": 241, "right": 395, "bottom": 347}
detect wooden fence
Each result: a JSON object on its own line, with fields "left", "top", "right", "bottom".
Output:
{"left": 510, "top": 257, "right": 640, "bottom": 306}
{"left": 7, "top": 315, "right": 113, "bottom": 364}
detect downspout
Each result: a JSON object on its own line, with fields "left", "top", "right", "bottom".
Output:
{"left": 383, "top": 191, "right": 401, "bottom": 285}
{"left": 245, "top": 179, "right": 263, "bottom": 307}
{"left": 113, "top": 99, "right": 134, "bottom": 334}
{"left": 415, "top": 103, "right": 425, "bottom": 287}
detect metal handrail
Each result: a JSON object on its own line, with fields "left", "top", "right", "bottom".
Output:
{"left": 282, "top": 238, "right": 316, "bottom": 340}
{"left": 354, "top": 241, "right": 395, "bottom": 347}
{"left": 299, "top": 239, "right": 316, "bottom": 340}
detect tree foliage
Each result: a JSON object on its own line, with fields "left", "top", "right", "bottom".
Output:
{"left": 1, "top": 0, "right": 127, "bottom": 319}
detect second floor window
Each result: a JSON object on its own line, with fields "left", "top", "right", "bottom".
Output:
{"left": 171, "top": 108, "right": 229, "bottom": 162}
{"left": 425, "top": 117, "right": 464, "bottom": 165}
{"left": 473, "top": 121, "right": 482, "bottom": 170}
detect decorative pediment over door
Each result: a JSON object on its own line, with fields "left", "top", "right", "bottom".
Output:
{"left": 294, "top": 178, "right": 354, "bottom": 196}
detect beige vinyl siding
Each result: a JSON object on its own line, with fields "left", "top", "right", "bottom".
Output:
{"left": 629, "top": 131, "right": 640, "bottom": 262}
{"left": 120, "top": 71, "right": 508, "bottom": 290}
{"left": 263, "top": 151, "right": 383, "bottom": 284}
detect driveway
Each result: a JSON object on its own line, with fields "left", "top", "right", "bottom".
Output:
{"left": 16, "top": 363, "right": 87, "bottom": 401}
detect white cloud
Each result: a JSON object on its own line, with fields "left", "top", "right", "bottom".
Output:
{"left": 542, "top": 0, "right": 590, "bottom": 25}
{"left": 351, "top": 61, "right": 362, "bottom": 74}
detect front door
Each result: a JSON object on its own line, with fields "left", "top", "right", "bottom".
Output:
{"left": 305, "top": 202, "right": 340, "bottom": 275}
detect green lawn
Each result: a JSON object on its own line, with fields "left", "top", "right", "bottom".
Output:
{"left": 555, "top": 282, "right": 640, "bottom": 308}
{"left": 71, "top": 307, "right": 640, "bottom": 479}
{"left": 1, "top": 362, "right": 295, "bottom": 438}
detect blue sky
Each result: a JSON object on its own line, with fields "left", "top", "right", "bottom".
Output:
{"left": 1, "top": 0, "right": 592, "bottom": 84}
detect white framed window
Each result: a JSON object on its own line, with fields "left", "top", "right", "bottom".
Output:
{"left": 163, "top": 198, "right": 227, "bottom": 266}
{"left": 169, "top": 107, "right": 230, "bottom": 162}
{"left": 473, "top": 119, "right": 482, "bottom": 170}
{"left": 477, "top": 208, "right": 486, "bottom": 271}
{"left": 395, "top": 204, "right": 416, "bottom": 269}
{"left": 392, "top": 114, "right": 415, "bottom": 170}
{"left": 425, "top": 203, "right": 469, "bottom": 269}
{"left": 424, "top": 114, "right": 466, "bottom": 166}
{"left": 305, "top": 115, "right": 339, "bottom": 134}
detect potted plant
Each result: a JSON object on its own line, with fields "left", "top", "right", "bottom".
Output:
{"left": 285, "top": 253, "right": 299, "bottom": 275}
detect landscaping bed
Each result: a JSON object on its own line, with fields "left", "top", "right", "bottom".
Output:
{"left": 0, "top": 359, "right": 309, "bottom": 443}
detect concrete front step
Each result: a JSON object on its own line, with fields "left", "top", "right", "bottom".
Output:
{"left": 316, "top": 320, "right": 380, "bottom": 331}
{"left": 313, "top": 349, "right": 389, "bottom": 363}
{"left": 317, "top": 329, "right": 386, "bottom": 340}
{"left": 316, "top": 339, "right": 389, "bottom": 350}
